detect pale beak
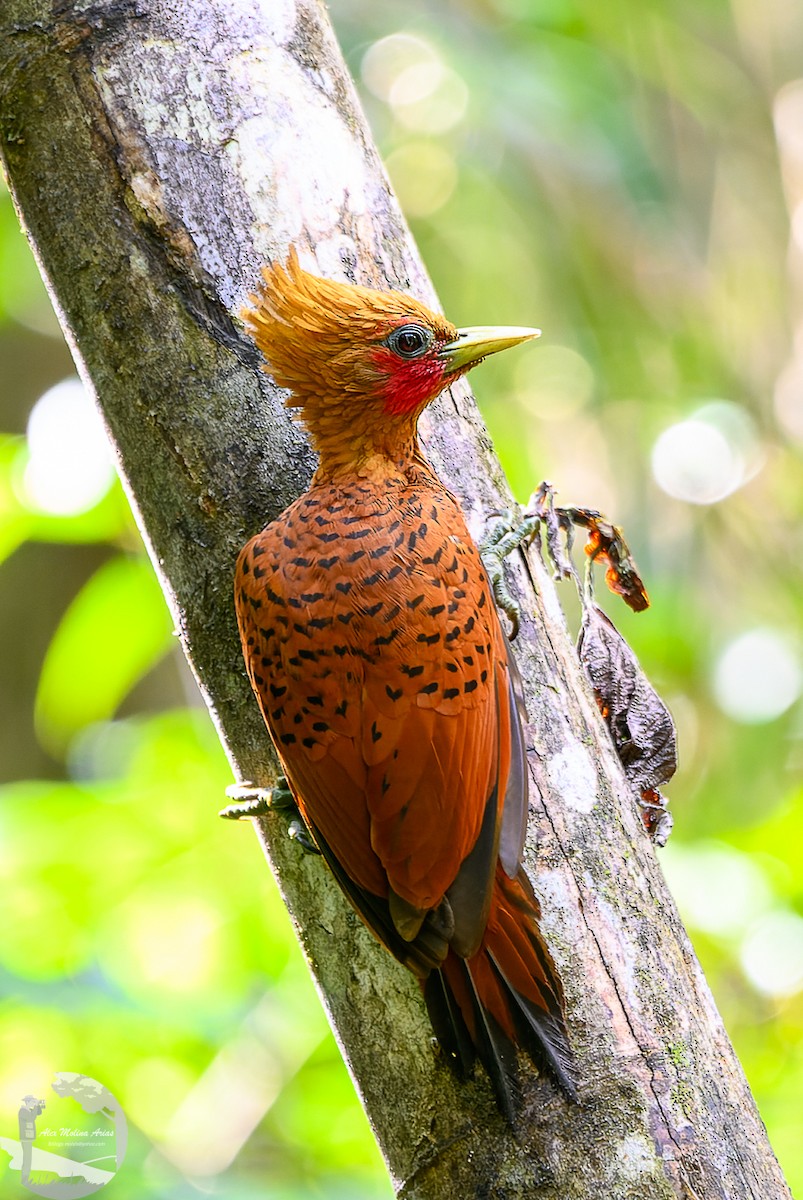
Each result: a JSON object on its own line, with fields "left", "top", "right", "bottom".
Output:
{"left": 439, "top": 325, "right": 541, "bottom": 373}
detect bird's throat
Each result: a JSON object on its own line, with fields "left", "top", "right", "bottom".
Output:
{"left": 306, "top": 401, "right": 422, "bottom": 483}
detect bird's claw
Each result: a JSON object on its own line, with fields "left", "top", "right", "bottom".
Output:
{"left": 480, "top": 484, "right": 574, "bottom": 639}
{"left": 480, "top": 508, "right": 540, "bottom": 639}
{"left": 219, "top": 776, "right": 295, "bottom": 819}
{"left": 220, "top": 777, "right": 321, "bottom": 854}
{"left": 287, "top": 819, "right": 321, "bottom": 855}
{"left": 481, "top": 482, "right": 649, "bottom": 637}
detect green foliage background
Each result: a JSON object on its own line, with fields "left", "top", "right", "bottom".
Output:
{"left": 2, "top": 1, "right": 802, "bottom": 1195}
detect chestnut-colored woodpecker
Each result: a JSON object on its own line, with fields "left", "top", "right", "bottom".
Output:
{"left": 234, "top": 249, "right": 577, "bottom": 1119}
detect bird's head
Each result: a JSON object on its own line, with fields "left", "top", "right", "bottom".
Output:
{"left": 242, "top": 247, "right": 539, "bottom": 473}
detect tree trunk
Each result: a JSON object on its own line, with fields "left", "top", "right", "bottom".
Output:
{"left": 0, "top": 2, "right": 790, "bottom": 1197}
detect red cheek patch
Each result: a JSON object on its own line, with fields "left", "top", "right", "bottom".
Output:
{"left": 371, "top": 347, "right": 449, "bottom": 416}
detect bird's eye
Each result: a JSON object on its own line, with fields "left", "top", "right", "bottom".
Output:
{"left": 387, "top": 324, "right": 433, "bottom": 359}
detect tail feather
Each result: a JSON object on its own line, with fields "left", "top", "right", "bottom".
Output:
{"left": 463, "top": 959, "right": 521, "bottom": 1124}
{"left": 489, "top": 951, "right": 578, "bottom": 1101}
{"left": 424, "top": 967, "right": 475, "bottom": 1076}
{"left": 430, "top": 955, "right": 521, "bottom": 1123}
{"left": 425, "top": 864, "right": 577, "bottom": 1117}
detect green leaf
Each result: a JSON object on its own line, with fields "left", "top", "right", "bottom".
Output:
{"left": 35, "top": 554, "right": 174, "bottom": 755}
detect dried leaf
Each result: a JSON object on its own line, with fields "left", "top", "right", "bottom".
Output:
{"left": 563, "top": 507, "right": 649, "bottom": 613}
{"left": 578, "top": 603, "right": 677, "bottom": 843}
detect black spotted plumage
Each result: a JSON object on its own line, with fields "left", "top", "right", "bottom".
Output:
{"left": 236, "top": 467, "right": 499, "bottom": 907}
{"left": 235, "top": 247, "right": 577, "bottom": 1120}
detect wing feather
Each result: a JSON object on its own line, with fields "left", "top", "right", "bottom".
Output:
{"left": 235, "top": 479, "right": 524, "bottom": 954}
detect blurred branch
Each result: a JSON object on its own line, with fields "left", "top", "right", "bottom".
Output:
{"left": 0, "top": 1, "right": 791, "bottom": 1196}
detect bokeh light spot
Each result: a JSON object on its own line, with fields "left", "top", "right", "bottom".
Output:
{"left": 652, "top": 421, "right": 736, "bottom": 503}
{"left": 361, "top": 33, "right": 468, "bottom": 135}
{"left": 773, "top": 79, "right": 803, "bottom": 166}
{"left": 514, "top": 343, "right": 595, "bottom": 421}
{"left": 120, "top": 895, "right": 222, "bottom": 993}
{"left": 661, "top": 841, "right": 772, "bottom": 936}
{"left": 713, "top": 629, "right": 801, "bottom": 724}
{"left": 651, "top": 402, "right": 762, "bottom": 505}
{"left": 125, "top": 1056, "right": 197, "bottom": 1140}
{"left": 361, "top": 33, "right": 438, "bottom": 103}
{"left": 23, "top": 378, "right": 115, "bottom": 516}
{"left": 392, "top": 66, "right": 468, "bottom": 135}
{"left": 0, "top": 1010, "right": 78, "bottom": 1108}
{"left": 741, "top": 911, "right": 803, "bottom": 998}
{"left": 389, "top": 61, "right": 444, "bottom": 108}
{"left": 774, "top": 356, "right": 803, "bottom": 442}
{"left": 384, "top": 142, "right": 458, "bottom": 218}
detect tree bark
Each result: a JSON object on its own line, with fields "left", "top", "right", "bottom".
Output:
{"left": 0, "top": 2, "right": 790, "bottom": 1197}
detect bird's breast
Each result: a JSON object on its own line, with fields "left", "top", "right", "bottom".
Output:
{"left": 235, "top": 478, "right": 498, "bottom": 760}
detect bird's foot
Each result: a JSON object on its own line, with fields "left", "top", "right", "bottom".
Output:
{"left": 480, "top": 482, "right": 575, "bottom": 639}
{"left": 219, "top": 777, "right": 321, "bottom": 854}
{"left": 480, "top": 509, "right": 538, "bottom": 640}
{"left": 220, "top": 776, "right": 295, "bottom": 819}
{"left": 286, "top": 819, "right": 321, "bottom": 855}
{"left": 481, "top": 482, "right": 649, "bottom": 638}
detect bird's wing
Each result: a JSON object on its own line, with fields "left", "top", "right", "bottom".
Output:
{"left": 234, "top": 486, "right": 529, "bottom": 962}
